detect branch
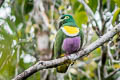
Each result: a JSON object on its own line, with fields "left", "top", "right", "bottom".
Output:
{"left": 100, "top": 44, "right": 108, "bottom": 80}
{"left": 108, "top": 41, "right": 120, "bottom": 63}
{"left": 78, "top": 0, "right": 94, "bottom": 18}
{"left": 105, "top": 68, "right": 120, "bottom": 80}
{"left": 107, "top": 0, "right": 111, "bottom": 11}
{"left": 98, "top": 0, "right": 103, "bottom": 20}
{"left": 12, "top": 24, "right": 120, "bottom": 80}
{"left": 78, "top": 0, "right": 102, "bottom": 37}
{"left": 0, "top": 0, "right": 4, "bottom": 7}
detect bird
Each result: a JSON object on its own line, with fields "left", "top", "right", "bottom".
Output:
{"left": 53, "top": 14, "right": 84, "bottom": 73}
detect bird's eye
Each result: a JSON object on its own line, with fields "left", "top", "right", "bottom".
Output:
{"left": 64, "top": 16, "right": 69, "bottom": 19}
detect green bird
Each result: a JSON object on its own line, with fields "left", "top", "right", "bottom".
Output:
{"left": 53, "top": 14, "right": 84, "bottom": 73}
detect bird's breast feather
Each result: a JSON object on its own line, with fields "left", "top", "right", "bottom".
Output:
{"left": 61, "top": 26, "right": 79, "bottom": 36}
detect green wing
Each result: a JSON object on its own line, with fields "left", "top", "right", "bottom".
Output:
{"left": 53, "top": 29, "right": 65, "bottom": 59}
{"left": 53, "top": 29, "right": 71, "bottom": 73}
{"left": 79, "top": 28, "right": 84, "bottom": 49}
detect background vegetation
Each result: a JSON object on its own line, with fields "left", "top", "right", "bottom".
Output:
{"left": 0, "top": 0, "right": 120, "bottom": 80}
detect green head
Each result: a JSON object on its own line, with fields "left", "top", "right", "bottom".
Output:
{"left": 59, "top": 14, "right": 77, "bottom": 28}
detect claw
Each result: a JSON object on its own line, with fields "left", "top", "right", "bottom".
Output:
{"left": 67, "top": 53, "right": 78, "bottom": 60}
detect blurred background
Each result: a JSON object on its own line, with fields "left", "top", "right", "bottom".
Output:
{"left": 0, "top": 0, "right": 120, "bottom": 80}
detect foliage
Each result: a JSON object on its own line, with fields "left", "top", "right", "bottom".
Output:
{"left": 0, "top": 0, "right": 120, "bottom": 80}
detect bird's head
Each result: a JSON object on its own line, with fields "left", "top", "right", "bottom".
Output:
{"left": 58, "top": 14, "right": 76, "bottom": 28}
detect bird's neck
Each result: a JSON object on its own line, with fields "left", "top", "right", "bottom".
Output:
{"left": 63, "top": 22, "right": 77, "bottom": 27}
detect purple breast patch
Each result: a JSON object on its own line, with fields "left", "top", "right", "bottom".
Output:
{"left": 62, "top": 36, "right": 81, "bottom": 54}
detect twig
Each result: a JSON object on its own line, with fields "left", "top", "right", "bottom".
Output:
{"left": 98, "top": 0, "right": 105, "bottom": 35}
{"left": 33, "top": 0, "right": 50, "bottom": 31}
{"left": 98, "top": 0, "right": 103, "bottom": 21}
{"left": 0, "top": 0, "right": 4, "bottom": 7}
{"left": 15, "top": 46, "right": 20, "bottom": 76}
{"left": 97, "top": 1, "right": 108, "bottom": 80}
{"left": 78, "top": 0, "right": 94, "bottom": 18}
{"left": 105, "top": 68, "right": 120, "bottom": 80}
{"left": 78, "top": 0, "right": 102, "bottom": 37}
{"left": 107, "top": 0, "right": 111, "bottom": 11}
{"left": 98, "top": 62, "right": 101, "bottom": 80}
{"left": 107, "top": 41, "right": 120, "bottom": 63}
{"left": 100, "top": 44, "right": 107, "bottom": 80}
{"left": 12, "top": 24, "right": 120, "bottom": 80}
{"left": 78, "top": 69, "right": 91, "bottom": 79}
{"left": 91, "top": 22, "right": 102, "bottom": 37}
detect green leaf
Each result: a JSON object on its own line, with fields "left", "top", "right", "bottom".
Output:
{"left": 71, "top": 0, "right": 85, "bottom": 13}
{"left": 87, "top": 0, "right": 98, "bottom": 13}
{"left": 112, "top": 8, "right": 120, "bottom": 25}
{"left": 0, "top": 27, "right": 16, "bottom": 79}
{"left": 114, "top": 0, "right": 120, "bottom": 7}
{"left": 24, "top": 0, "right": 33, "bottom": 14}
{"left": 74, "top": 11, "right": 88, "bottom": 27}
{"left": 5, "top": 18, "right": 17, "bottom": 34}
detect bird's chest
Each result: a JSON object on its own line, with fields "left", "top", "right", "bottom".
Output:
{"left": 61, "top": 26, "right": 79, "bottom": 36}
{"left": 62, "top": 36, "right": 81, "bottom": 54}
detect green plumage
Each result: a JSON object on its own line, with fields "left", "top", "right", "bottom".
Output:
{"left": 53, "top": 14, "right": 84, "bottom": 73}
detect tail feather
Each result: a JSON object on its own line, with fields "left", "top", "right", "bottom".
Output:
{"left": 56, "top": 60, "right": 72, "bottom": 73}
{"left": 57, "top": 64, "right": 69, "bottom": 73}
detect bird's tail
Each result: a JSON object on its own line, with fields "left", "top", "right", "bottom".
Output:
{"left": 56, "top": 60, "right": 71, "bottom": 73}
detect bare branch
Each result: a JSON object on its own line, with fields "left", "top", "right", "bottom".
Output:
{"left": 98, "top": 0, "right": 103, "bottom": 20}
{"left": 98, "top": 62, "right": 101, "bottom": 80}
{"left": 78, "top": 0, "right": 94, "bottom": 18}
{"left": 100, "top": 44, "right": 107, "bottom": 80}
{"left": 12, "top": 24, "right": 120, "bottom": 80}
{"left": 78, "top": 69, "right": 91, "bottom": 79}
{"left": 108, "top": 41, "right": 120, "bottom": 63}
{"left": 0, "top": 0, "right": 4, "bottom": 7}
{"left": 78, "top": 0, "right": 102, "bottom": 37}
{"left": 105, "top": 68, "right": 120, "bottom": 80}
{"left": 107, "top": 0, "right": 111, "bottom": 11}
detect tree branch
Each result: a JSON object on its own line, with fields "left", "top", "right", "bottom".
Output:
{"left": 98, "top": 0, "right": 103, "bottom": 20}
{"left": 105, "top": 68, "right": 120, "bottom": 80}
{"left": 100, "top": 44, "right": 108, "bottom": 80}
{"left": 78, "top": 0, "right": 94, "bottom": 18}
{"left": 107, "top": 0, "right": 111, "bottom": 11}
{"left": 78, "top": 0, "right": 102, "bottom": 37}
{"left": 12, "top": 24, "right": 120, "bottom": 80}
{"left": 0, "top": 0, "right": 4, "bottom": 7}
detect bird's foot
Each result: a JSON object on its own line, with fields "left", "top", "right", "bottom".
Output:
{"left": 67, "top": 53, "right": 78, "bottom": 61}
